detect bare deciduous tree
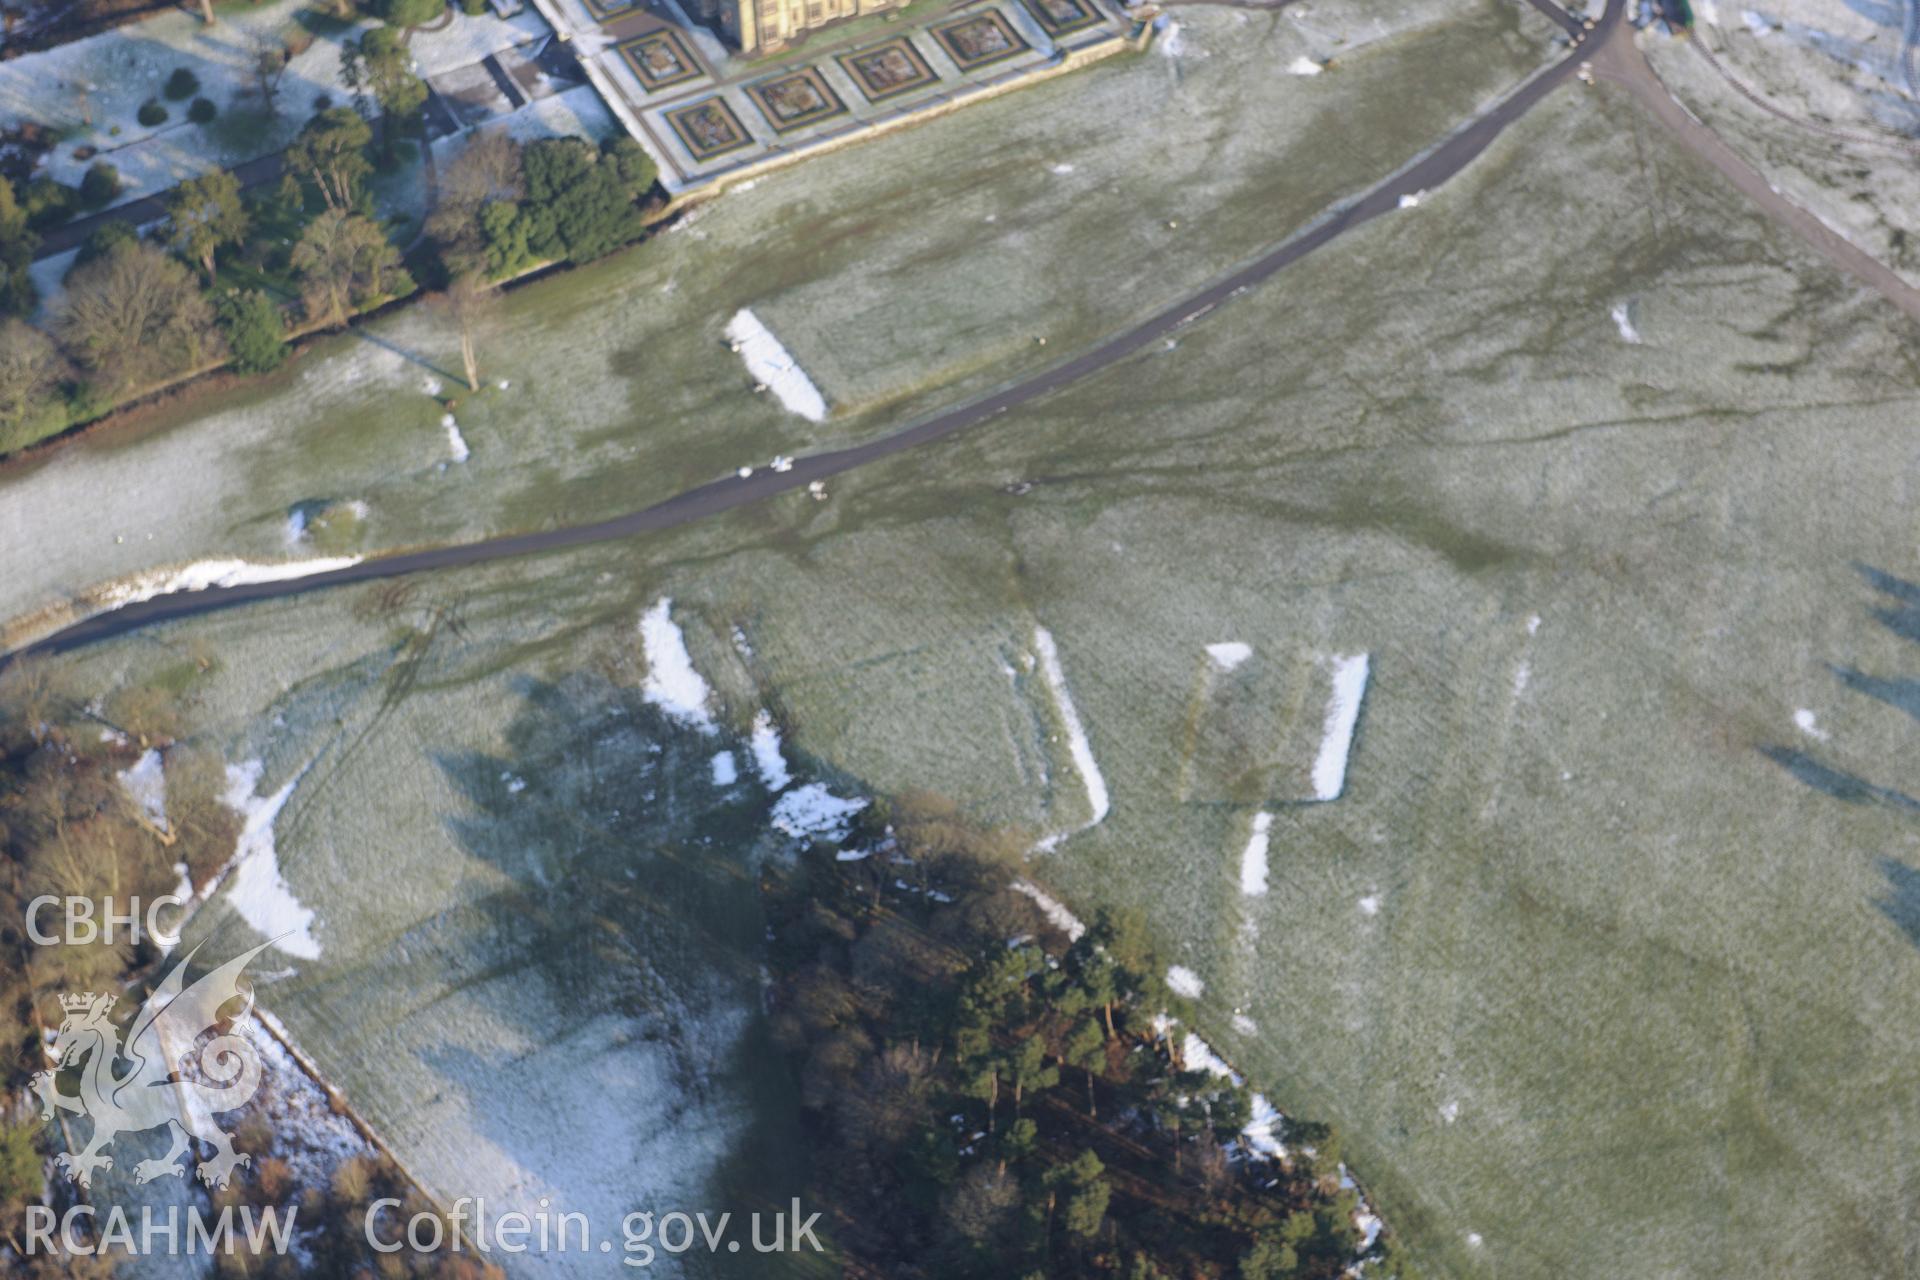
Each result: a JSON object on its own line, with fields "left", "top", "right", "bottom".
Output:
{"left": 54, "top": 241, "right": 218, "bottom": 394}
{"left": 433, "top": 271, "right": 497, "bottom": 391}
{"left": 0, "top": 318, "right": 67, "bottom": 428}
{"left": 251, "top": 33, "right": 290, "bottom": 114}
{"left": 292, "top": 210, "right": 407, "bottom": 328}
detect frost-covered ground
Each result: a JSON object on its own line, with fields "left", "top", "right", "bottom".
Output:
{"left": 3, "top": 0, "right": 549, "bottom": 204}
{"left": 0, "top": 0, "right": 1554, "bottom": 644}
{"left": 1643, "top": 1, "right": 1920, "bottom": 285}
{"left": 100, "top": 591, "right": 865, "bottom": 1277}
{"left": 38, "top": 3, "right": 1920, "bottom": 1277}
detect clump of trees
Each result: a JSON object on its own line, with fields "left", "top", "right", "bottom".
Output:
{"left": 0, "top": 659, "right": 506, "bottom": 1279}
{"left": 0, "top": 658, "right": 241, "bottom": 1104}
{"left": 762, "top": 793, "right": 1420, "bottom": 1279}
{"left": 427, "top": 133, "right": 657, "bottom": 278}
{"left": 0, "top": 92, "right": 416, "bottom": 455}
{"left": 342, "top": 26, "right": 428, "bottom": 164}
{"left": 0, "top": 11, "right": 661, "bottom": 461}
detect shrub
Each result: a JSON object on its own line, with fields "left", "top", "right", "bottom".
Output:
{"left": 371, "top": 0, "right": 444, "bottom": 26}
{"left": 216, "top": 289, "right": 288, "bottom": 373}
{"left": 188, "top": 96, "right": 218, "bottom": 124}
{"left": 164, "top": 67, "right": 200, "bottom": 100}
{"left": 78, "top": 162, "right": 121, "bottom": 209}
{"left": 74, "top": 219, "right": 136, "bottom": 268}
{"left": 137, "top": 99, "right": 168, "bottom": 127}
{"left": 20, "top": 177, "right": 77, "bottom": 230}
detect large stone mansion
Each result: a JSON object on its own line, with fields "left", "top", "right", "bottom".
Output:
{"left": 694, "top": 0, "right": 909, "bottom": 54}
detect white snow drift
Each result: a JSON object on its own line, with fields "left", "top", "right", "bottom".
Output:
{"left": 1311, "top": 654, "right": 1370, "bottom": 801}
{"left": 1033, "top": 627, "right": 1111, "bottom": 851}
{"left": 726, "top": 309, "right": 827, "bottom": 423}
{"left": 771, "top": 783, "right": 868, "bottom": 841}
{"left": 639, "top": 598, "right": 717, "bottom": 734}
{"left": 1239, "top": 811, "right": 1273, "bottom": 896}
{"left": 94, "top": 556, "right": 364, "bottom": 611}
{"left": 218, "top": 761, "right": 322, "bottom": 960}
{"left": 1206, "top": 641, "right": 1253, "bottom": 671}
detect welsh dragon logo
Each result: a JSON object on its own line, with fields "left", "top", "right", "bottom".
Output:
{"left": 30, "top": 940, "right": 274, "bottom": 1190}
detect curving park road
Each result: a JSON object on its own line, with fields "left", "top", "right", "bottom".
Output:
{"left": 12, "top": 0, "right": 1625, "bottom": 661}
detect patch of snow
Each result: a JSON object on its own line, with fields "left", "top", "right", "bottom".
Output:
{"left": 1012, "top": 879, "right": 1086, "bottom": 941}
{"left": 1287, "top": 55, "right": 1323, "bottom": 75}
{"left": 1311, "top": 653, "right": 1370, "bottom": 801}
{"left": 1527, "top": 613, "right": 1541, "bottom": 635}
{"left": 639, "top": 598, "right": 716, "bottom": 734}
{"left": 1232, "top": 1013, "right": 1257, "bottom": 1035}
{"left": 1048, "top": 161, "right": 1075, "bottom": 174}
{"left": 441, "top": 414, "right": 471, "bottom": 462}
{"left": 1157, "top": 16, "right": 1185, "bottom": 56}
{"left": 750, "top": 711, "right": 793, "bottom": 791}
{"left": 1741, "top": 8, "right": 1771, "bottom": 35}
{"left": 1794, "top": 708, "right": 1830, "bottom": 742}
{"left": 218, "top": 761, "right": 321, "bottom": 959}
{"left": 243, "top": 1012, "right": 373, "bottom": 1192}
{"left": 725, "top": 309, "right": 827, "bottom": 422}
{"left": 284, "top": 508, "right": 309, "bottom": 546}
{"left": 1440, "top": 1099, "right": 1460, "bottom": 1123}
{"left": 1359, "top": 893, "right": 1381, "bottom": 916}
{"left": 835, "top": 848, "right": 872, "bottom": 862}
{"left": 1239, "top": 811, "right": 1273, "bottom": 896}
{"left": 502, "top": 772, "right": 527, "bottom": 794}
{"left": 94, "top": 556, "right": 364, "bottom": 611}
{"left": 422, "top": 376, "right": 442, "bottom": 396}
{"left": 1244, "top": 1092, "right": 1286, "bottom": 1158}
{"left": 1167, "top": 965, "right": 1205, "bottom": 999}
{"left": 1183, "top": 1031, "right": 1236, "bottom": 1080}
{"left": 1032, "top": 627, "right": 1111, "bottom": 851}
{"left": 1356, "top": 1210, "right": 1383, "bottom": 1251}
{"left": 1207, "top": 641, "right": 1252, "bottom": 671}
{"left": 1697, "top": 0, "right": 1718, "bottom": 23}
{"left": 1611, "top": 301, "right": 1642, "bottom": 344}
{"left": 710, "top": 750, "right": 738, "bottom": 786}
{"left": 1466, "top": 1231, "right": 1484, "bottom": 1248}
{"left": 1398, "top": 191, "right": 1424, "bottom": 209}
{"left": 117, "top": 749, "right": 169, "bottom": 835}
{"left": 771, "top": 783, "right": 868, "bottom": 841}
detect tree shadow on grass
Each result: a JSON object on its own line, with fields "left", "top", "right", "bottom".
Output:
{"left": 418, "top": 671, "right": 814, "bottom": 1273}
{"left": 1763, "top": 565, "right": 1920, "bottom": 952}
{"left": 1873, "top": 858, "right": 1920, "bottom": 950}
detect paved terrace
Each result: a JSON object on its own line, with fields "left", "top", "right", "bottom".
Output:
{"left": 529, "top": 0, "right": 1134, "bottom": 193}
